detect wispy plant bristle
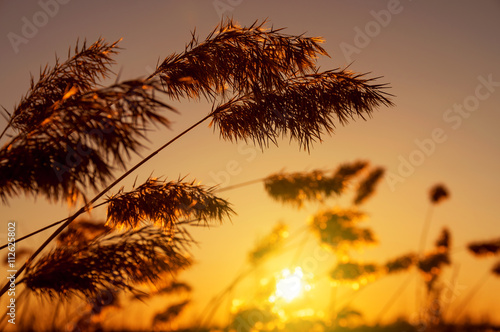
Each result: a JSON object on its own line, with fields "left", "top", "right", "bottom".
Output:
{"left": 22, "top": 226, "right": 192, "bottom": 299}
{"left": 429, "top": 184, "right": 449, "bottom": 204}
{"left": 56, "top": 219, "right": 111, "bottom": 247}
{"left": 263, "top": 161, "right": 369, "bottom": 207}
{"left": 1, "top": 76, "right": 175, "bottom": 205}
{"left": 248, "top": 223, "right": 288, "bottom": 265}
{"left": 310, "top": 208, "right": 376, "bottom": 252}
{"left": 105, "top": 177, "right": 234, "bottom": 231}
{"left": 153, "top": 300, "right": 190, "bottom": 326}
{"left": 353, "top": 167, "right": 385, "bottom": 205}
{"left": 212, "top": 70, "right": 393, "bottom": 150}
{"left": 330, "top": 261, "right": 379, "bottom": 283}
{"left": 12, "top": 38, "right": 120, "bottom": 133}
{"left": 467, "top": 238, "right": 500, "bottom": 257}
{"left": 153, "top": 19, "right": 327, "bottom": 100}
{"left": 384, "top": 253, "right": 417, "bottom": 274}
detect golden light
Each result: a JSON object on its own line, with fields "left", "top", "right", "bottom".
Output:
{"left": 269, "top": 267, "right": 307, "bottom": 303}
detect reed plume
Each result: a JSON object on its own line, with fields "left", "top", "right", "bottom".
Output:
{"left": 0, "top": 76, "right": 174, "bottom": 204}
{"left": 0, "top": 19, "right": 394, "bottom": 308}
{"left": 22, "top": 226, "right": 192, "bottom": 299}
{"left": 330, "top": 261, "right": 379, "bottom": 283}
{"left": 56, "top": 219, "right": 111, "bottom": 248}
{"left": 248, "top": 222, "right": 288, "bottom": 265}
{"left": 263, "top": 161, "right": 369, "bottom": 207}
{"left": 467, "top": 238, "right": 500, "bottom": 257}
{"left": 153, "top": 19, "right": 327, "bottom": 100}
{"left": 11, "top": 39, "right": 119, "bottom": 132}
{"left": 212, "top": 70, "right": 393, "bottom": 150}
{"left": 105, "top": 177, "right": 234, "bottom": 231}
{"left": 310, "top": 208, "right": 376, "bottom": 252}
{"left": 353, "top": 167, "right": 385, "bottom": 205}
{"left": 417, "top": 228, "right": 452, "bottom": 292}
{"left": 384, "top": 253, "right": 417, "bottom": 274}
{"left": 153, "top": 300, "right": 190, "bottom": 326}
{"left": 429, "top": 184, "right": 449, "bottom": 204}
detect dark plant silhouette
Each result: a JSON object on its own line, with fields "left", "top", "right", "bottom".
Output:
{"left": 248, "top": 222, "right": 289, "bottom": 265}
{"left": 0, "top": 19, "right": 393, "bottom": 329}
{"left": 330, "top": 262, "right": 379, "bottom": 284}
{"left": 310, "top": 208, "right": 376, "bottom": 253}
{"left": 264, "top": 161, "right": 368, "bottom": 207}
{"left": 105, "top": 177, "right": 233, "bottom": 231}
{"left": 467, "top": 238, "right": 500, "bottom": 257}
{"left": 429, "top": 184, "right": 450, "bottom": 205}
{"left": 22, "top": 225, "right": 192, "bottom": 299}
{"left": 384, "top": 253, "right": 417, "bottom": 274}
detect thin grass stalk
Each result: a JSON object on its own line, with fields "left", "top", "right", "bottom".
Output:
{"left": 290, "top": 230, "right": 309, "bottom": 266}
{"left": 0, "top": 118, "right": 13, "bottom": 142}
{"left": 375, "top": 272, "right": 415, "bottom": 324}
{"left": 50, "top": 299, "right": 62, "bottom": 330}
{"left": 196, "top": 264, "right": 253, "bottom": 328}
{"left": 215, "top": 177, "right": 265, "bottom": 193}
{"left": 197, "top": 224, "right": 312, "bottom": 329}
{"left": 416, "top": 203, "right": 434, "bottom": 319}
{"left": 418, "top": 204, "right": 435, "bottom": 255}
{"left": 442, "top": 264, "right": 461, "bottom": 321}
{"left": 0, "top": 201, "right": 108, "bottom": 251}
{"left": 451, "top": 271, "right": 490, "bottom": 322}
{"left": 0, "top": 172, "right": 261, "bottom": 248}
{"left": 1, "top": 173, "right": 260, "bottom": 248}
{"left": 225, "top": 286, "right": 235, "bottom": 328}
{"left": 0, "top": 113, "right": 212, "bottom": 298}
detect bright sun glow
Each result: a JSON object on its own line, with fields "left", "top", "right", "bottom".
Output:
{"left": 270, "top": 267, "right": 306, "bottom": 303}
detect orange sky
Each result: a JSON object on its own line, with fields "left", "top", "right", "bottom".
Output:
{"left": 1, "top": 0, "right": 500, "bottom": 329}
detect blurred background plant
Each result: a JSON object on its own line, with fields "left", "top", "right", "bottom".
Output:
{"left": 182, "top": 165, "right": 500, "bottom": 332}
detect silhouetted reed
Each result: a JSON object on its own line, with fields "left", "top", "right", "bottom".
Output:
{"left": 353, "top": 167, "right": 384, "bottom": 205}
{"left": 384, "top": 253, "right": 417, "bottom": 274}
{"left": 153, "top": 300, "right": 190, "bottom": 327}
{"left": 310, "top": 208, "right": 376, "bottom": 253}
{"left": 56, "top": 219, "right": 111, "bottom": 247}
{"left": 330, "top": 262, "right": 379, "bottom": 284}
{"left": 429, "top": 184, "right": 449, "bottom": 205}
{"left": 467, "top": 238, "right": 500, "bottom": 257}
{"left": 0, "top": 19, "right": 395, "bottom": 329}
{"left": 0, "top": 76, "right": 174, "bottom": 204}
{"left": 248, "top": 223, "right": 288, "bottom": 265}
{"left": 263, "top": 161, "right": 370, "bottom": 207}
{"left": 105, "top": 177, "right": 234, "bottom": 231}
{"left": 153, "top": 19, "right": 327, "bottom": 100}
{"left": 212, "top": 70, "right": 393, "bottom": 150}
{"left": 22, "top": 226, "right": 192, "bottom": 299}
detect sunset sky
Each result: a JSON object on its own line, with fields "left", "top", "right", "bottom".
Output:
{"left": 1, "top": 0, "right": 499, "bottom": 329}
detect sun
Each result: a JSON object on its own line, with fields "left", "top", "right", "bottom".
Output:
{"left": 270, "top": 267, "right": 307, "bottom": 303}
